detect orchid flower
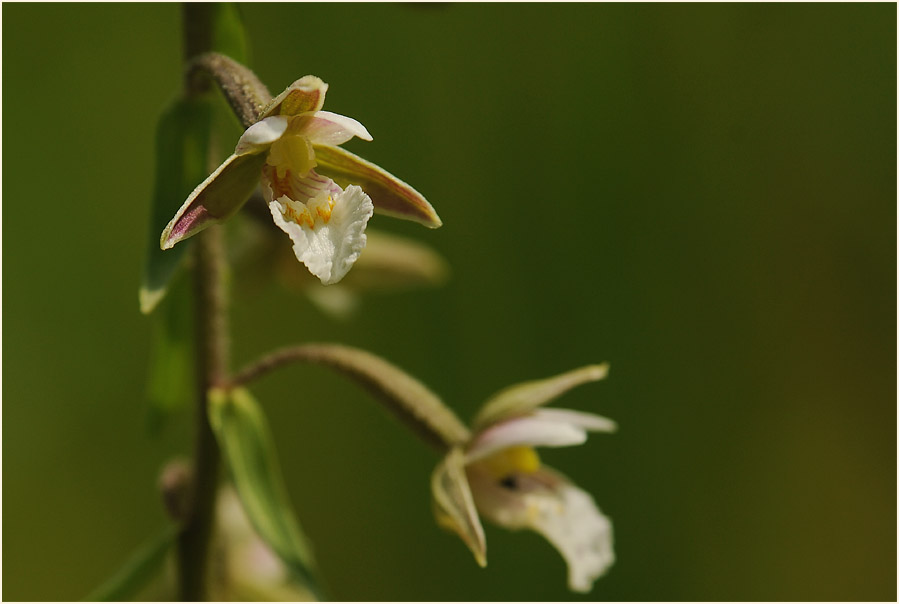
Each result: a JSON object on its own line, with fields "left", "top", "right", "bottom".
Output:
{"left": 160, "top": 75, "right": 440, "bottom": 285}
{"left": 432, "top": 365, "right": 616, "bottom": 593}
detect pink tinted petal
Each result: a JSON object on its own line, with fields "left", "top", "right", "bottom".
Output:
{"left": 295, "top": 111, "right": 372, "bottom": 145}
{"left": 533, "top": 408, "right": 617, "bottom": 433}
{"left": 466, "top": 415, "right": 587, "bottom": 463}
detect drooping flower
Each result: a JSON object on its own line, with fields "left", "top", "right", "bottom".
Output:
{"left": 431, "top": 364, "right": 616, "bottom": 593}
{"left": 161, "top": 75, "right": 440, "bottom": 285}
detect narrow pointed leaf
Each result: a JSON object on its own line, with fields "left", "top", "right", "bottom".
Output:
{"left": 208, "top": 387, "right": 322, "bottom": 597}
{"left": 313, "top": 144, "right": 442, "bottom": 228}
{"left": 473, "top": 364, "right": 610, "bottom": 431}
{"left": 84, "top": 525, "right": 177, "bottom": 601}
{"left": 145, "top": 276, "right": 194, "bottom": 434}
{"left": 140, "top": 97, "right": 212, "bottom": 314}
{"left": 210, "top": 3, "right": 250, "bottom": 65}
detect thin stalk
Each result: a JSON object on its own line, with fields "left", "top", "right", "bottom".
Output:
{"left": 230, "top": 343, "right": 471, "bottom": 451}
{"left": 176, "top": 4, "right": 231, "bottom": 600}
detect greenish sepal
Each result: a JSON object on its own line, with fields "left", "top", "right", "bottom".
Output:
{"left": 160, "top": 151, "right": 267, "bottom": 250}
{"left": 432, "top": 448, "right": 487, "bottom": 567}
{"left": 207, "top": 387, "right": 323, "bottom": 598}
{"left": 145, "top": 276, "right": 194, "bottom": 435}
{"left": 472, "top": 364, "right": 610, "bottom": 431}
{"left": 83, "top": 524, "right": 177, "bottom": 601}
{"left": 261, "top": 76, "right": 328, "bottom": 119}
{"left": 313, "top": 144, "right": 443, "bottom": 228}
{"left": 140, "top": 97, "right": 212, "bottom": 314}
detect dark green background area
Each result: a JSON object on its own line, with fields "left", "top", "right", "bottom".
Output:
{"left": 2, "top": 3, "right": 895, "bottom": 601}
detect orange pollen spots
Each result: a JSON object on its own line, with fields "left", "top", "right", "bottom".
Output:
{"left": 316, "top": 196, "right": 335, "bottom": 223}
{"left": 284, "top": 205, "right": 315, "bottom": 229}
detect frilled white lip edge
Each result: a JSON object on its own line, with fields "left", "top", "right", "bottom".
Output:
{"left": 268, "top": 182, "right": 374, "bottom": 285}
{"left": 468, "top": 466, "right": 614, "bottom": 593}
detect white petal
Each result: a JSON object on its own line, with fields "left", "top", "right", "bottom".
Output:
{"left": 466, "top": 416, "right": 587, "bottom": 463}
{"left": 469, "top": 467, "right": 614, "bottom": 593}
{"left": 268, "top": 184, "right": 373, "bottom": 285}
{"left": 295, "top": 111, "right": 373, "bottom": 145}
{"left": 533, "top": 408, "right": 618, "bottom": 433}
{"left": 235, "top": 116, "right": 289, "bottom": 155}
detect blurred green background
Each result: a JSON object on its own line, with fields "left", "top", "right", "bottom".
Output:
{"left": 3, "top": 3, "right": 895, "bottom": 601}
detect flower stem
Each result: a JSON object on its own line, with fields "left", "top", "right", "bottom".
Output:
{"left": 229, "top": 343, "right": 471, "bottom": 451}
{"left": 176, "top": 4, "right": 231, "bottom": 600}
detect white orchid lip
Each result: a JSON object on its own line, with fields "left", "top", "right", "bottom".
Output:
{"left": 467, "top": 465, "right": 614, "bottom": 593}
{"left": 266, "top": 171, "right": 374, "bottom": 285}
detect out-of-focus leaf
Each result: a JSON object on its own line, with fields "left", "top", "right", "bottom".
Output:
{"left": 84, "top": 525, "right": 177, "bottom": 602}
{"left": 208, "top": 387, "right": 322, "bottom": 598}
{"left": 140, "top": 97, "right": 212, "bottom": 314}
{"left": 145, "top": 277, "right": 194, "bottom": 434}
{"left": 211, "top": 3, "right": 250, "bottom": 65}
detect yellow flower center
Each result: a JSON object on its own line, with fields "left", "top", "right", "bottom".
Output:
{"left": 474, "top": 445, "right": 541, "bottom": 481}
{"left": 267, "top": 134, "right": 316, "bottom": 179}
{"left": 280, "top": 194, "right": 335, "bottom": 230}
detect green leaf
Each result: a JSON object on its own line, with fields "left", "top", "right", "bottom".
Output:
{"left": 140, "top": 97, "right": 212, "bottom": 314}
{"left": 211, "top": 3, "right": 250, "bottom": 65}
{"left": 84, "top": 525, "right": 177, "bottom": 601}
{"left": 145, "top": 275, "right": 194, "bottom": 434}
{"left": 208, "top": 387, "right": 322, "bottom": 597}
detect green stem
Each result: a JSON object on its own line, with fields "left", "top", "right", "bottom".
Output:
{"left": 176, "top": 4, "right": 231, "bottom": 600}
{"left": 229, "top": 343, "right": 471, "bottom": 451}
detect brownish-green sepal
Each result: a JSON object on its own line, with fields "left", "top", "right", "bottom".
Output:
{"left": 208, "top": 387, "right": 322, "bottom": 597}
{"left": 140, "top": 97, "right": 212, "bottom": 314}
{"left": 313, "top": 144, "right": 443, "bottom": 228}
{"left": 432, "top": 448, "right": 487, "bottom": 567}
{"left": 260, "top": 76, "right": 328, "bottom": 118}
{"left": 160, "top": 151, "right": 267, "bottom": 251}
{"left": 472, "top": 364, "right": 610, "bottom": 431}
